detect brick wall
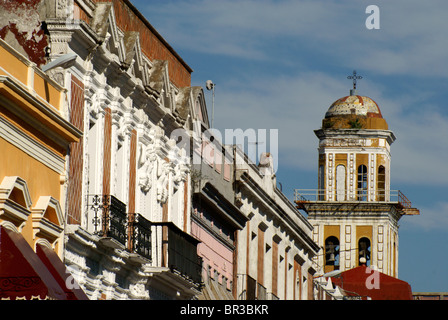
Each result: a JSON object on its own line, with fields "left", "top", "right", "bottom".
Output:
{"left": 94, "top": 0, "right": 192, "bottom": 88}
{"left": 102, "top": 108, "right": 112, "bottom": 196}
{"left": 128, "top": 129, "right": 137, "bottom": 213}
{"left": 66, "top": 75, "right": 85, "bottom": 224}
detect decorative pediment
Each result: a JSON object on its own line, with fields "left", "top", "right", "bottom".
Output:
{"left": 0, "top": 176, "right": 32, "bottom": 229}
{"left": 148, "top": 59, "right": 169, "bottom": 98}
{"left": 90, "top": 3, "right": 113, "bottom": 42}
{"left": 91, "top": 3, "right": 126, "bottom": 61}
{"left": 191, "top": 86, "right": 209, "bottom": 128}
{"left": 123, "top": 32, "right": 138, "bottom": 68}
{"left": 173, "top": 87, "right": 193, "bottom": 126}
{"left": 90, "top": 4, "right": 150, "bottom": 91}
{"left": 31, "top": 196, "right": 64, "bottom": 244}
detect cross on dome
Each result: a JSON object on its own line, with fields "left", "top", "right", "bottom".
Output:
{"left": 347, "top": 70, "right": 362, "bottom": 90}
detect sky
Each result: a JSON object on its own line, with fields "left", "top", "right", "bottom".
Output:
{"left": 131, "top": 0, "right": 448, "bottom": 293}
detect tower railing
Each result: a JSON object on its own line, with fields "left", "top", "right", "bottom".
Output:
{"left": 294, "top": 189, "right": 411, "bottom": 207}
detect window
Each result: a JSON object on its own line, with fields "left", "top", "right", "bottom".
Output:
{"left": 378, "top": 166, "right": 385, "bottom": 201}
{"left": 325, "top": 236, "right": 340, "bottom": 269}
{"left": 358, "top": 237, "right": 371, "bottom": 266}
{"left": 246, "top": 275, "right": 257, "bottom": 300}
{"left": 115, "top": 138, "right": 125, "bottom": 201}
{"left": 357, "top": 165, "right": 368, "bottom": 201}
{"left": 336, "top": 165, "right": 346, "bottom": 201}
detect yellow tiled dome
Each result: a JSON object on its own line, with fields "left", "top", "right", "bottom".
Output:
{"left": 325, "top": 95, "right": 383, "bottom": 119}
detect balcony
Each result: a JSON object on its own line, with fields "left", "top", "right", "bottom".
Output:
{"left": 295, "top": 189, "right": 405, "bottom": 204}
{"left": 87, "top": 196, "right": 203, "bottom": 286}
{"left": 294, "top": 189, "right": 419, "bottom": 215}
{"left": 128, "top": 212, "right": 152, "bottom": 260}
{"left": 152, "top": 222, "right": 202, "bottom": 286}
{"left": 89, "top": 194, "right": 127, "bottom": 247}
{"left": 88, "top": 195, "right": 153, "bottom": 255}
{"left": 238, "top": 275, "right": 279, "bottom": 300}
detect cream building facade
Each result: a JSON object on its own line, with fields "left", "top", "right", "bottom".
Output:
{"left": 235, "top": 150, "right": 320, "bottom": 300}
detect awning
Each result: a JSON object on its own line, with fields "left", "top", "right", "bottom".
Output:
{"left": 36, "top": 243, "right": 88, "bottom": 300}
{"left": 0, "top": 226, "right": 88, "bottom": 300}
{"left": 331, "top": 265, "right": 413, "bottom": 300}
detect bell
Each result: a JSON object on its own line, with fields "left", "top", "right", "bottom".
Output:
{"left": 327, "top": 253, "right": 335, "bottom": 262}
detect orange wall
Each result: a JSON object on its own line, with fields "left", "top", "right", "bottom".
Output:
{"left": 0, "top": 44, "right": 62, "bottom": 110}
{"left": 0, "top": 45, "right": 29, "bottom": 84}
{"left": 0, "top": 138, "right": 62, "bottom": 204}
{"left": 0, "top": 106, "right": 66, "bottom": 157}
{"left": 324, "top": 225, "right": 340, "bottom": 240}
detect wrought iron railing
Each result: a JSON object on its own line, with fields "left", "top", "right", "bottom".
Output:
{"left": 128, "top": 213, "right": 152, "bottom": 259}
{"left": 88, "top": 196, "right": 203, "bottom": 284}
{"left": 153, "top": 222, "right": 202, "bottom": 285}
{"left": 88, "top": 195, "right": 151, "bottom": 257}
{"left": 89, "top": 194, "right": 127, "bottom": 246}
{"left": 168, "top": 225, "right": 202, "bottom": 285}
{"left": 397, "top": 190, "right": 412, "bottom": 209}
{"left": 237, "top": 274, "right": 279, "bottom": 300}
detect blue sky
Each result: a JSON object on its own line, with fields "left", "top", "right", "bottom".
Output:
{"left": 132, "top": 0, "right": 448, "bottom": 292}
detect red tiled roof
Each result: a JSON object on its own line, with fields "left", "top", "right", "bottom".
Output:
{"left": 331, "top": 265, "right": 413, "bottom": 300}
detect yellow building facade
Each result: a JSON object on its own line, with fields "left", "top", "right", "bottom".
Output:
{"left": 0, "top": 39, "right": 85, "bottom": 299}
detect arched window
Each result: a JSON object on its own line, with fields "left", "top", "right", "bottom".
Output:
{"left": 336, "top": 165, "right": 346, "bottom": 201}
{"left": 325, "top": 236, "right": 340, "bottom": 269}
{"left": 358, "top": 237, "right": 371, "bottom": 267}
{"left": 357, "top": 165, "right": 368, "bottom": 201}
{"left": 378, "top": 166, "right": 386, "bottom": 201}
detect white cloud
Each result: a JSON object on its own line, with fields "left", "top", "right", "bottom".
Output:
{"left": 211, "top": 70, "right": 448, "bottom": 187}
{"left": 390, "top": 111, "right": 448, "bottom": 186}
{"left": 136, "top": 0, "right": 448, "bottom": 187}
{"left": 212, "top": 71, "right": 346, "bottom": 171}
{"left": 141, "top": 0, "right": 448, "bottom": 77}
{"left": 403, "top": 201, "right": 448, "bottom": 231}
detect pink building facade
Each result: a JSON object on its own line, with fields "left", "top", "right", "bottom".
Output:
{"left": 191, "top": 122, "right": 247, "bottom": 299}
{"left": 191, "top": 212, "right": 234, "bottom": 291}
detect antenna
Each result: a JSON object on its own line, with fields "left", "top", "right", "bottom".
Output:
{"left": 206, "top": 80, "right": 215, "bottom": 128}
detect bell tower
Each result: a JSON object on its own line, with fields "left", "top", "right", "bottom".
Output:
{"left": 295, "top": 72, "right": 419, "bottom": 277}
